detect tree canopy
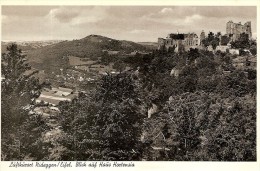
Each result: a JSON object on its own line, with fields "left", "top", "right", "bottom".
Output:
{"left": 1, "top": 44, "right": 49, "bottom": 160}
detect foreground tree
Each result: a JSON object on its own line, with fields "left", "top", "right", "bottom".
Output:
{"left": 59, "top": 72, "right": 146, "bottom": 160}
{"left": 143, "top": 91, "right": 256, "bottom": 161}
{"left": 95, "top": 73, "right": 146, "bottom": 160}
{"left": 1, "top": 44, "right": 49, "bottom": 160}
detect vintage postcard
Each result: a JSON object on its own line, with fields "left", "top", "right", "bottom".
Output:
{"left": 0, "top": 0, "right": 259, "bottom": 171}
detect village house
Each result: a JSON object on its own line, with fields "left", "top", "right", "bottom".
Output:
{"left": 36, "top": 87, "right": 77, "bottom": 106}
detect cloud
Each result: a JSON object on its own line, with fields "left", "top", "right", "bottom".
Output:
{"left": 47, "top": 7, "right": 83, "bottom": 23}
{"left": 194, "top": 6, "right": 256, "bottom": 19}
{"left": 184, "top": 14, "right": 203, "bottom": 24}
{"left": 143, "top": 6, "right": 256, "bottom": 21}
{"left": 160, "top": 8, "right": 173, "bottom": 14}
{"left": 49, "top": 8, "right": 79, "bottom": 23}
{"left": 45, "top": 6, "right": 109, "bottom": 24}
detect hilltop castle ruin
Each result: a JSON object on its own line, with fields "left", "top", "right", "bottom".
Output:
{"left": 158, "top": 21, "right": 252, "bottom": 52}
{"left": 226, "top": 21, "right": 252, "bottom": 41}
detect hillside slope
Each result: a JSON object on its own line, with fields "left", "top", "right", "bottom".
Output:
{"left": 26, "top": 35, "right": 150, "bottom": 68}
{"left": 137, "top": 42, "right": 158, "bottom": 50}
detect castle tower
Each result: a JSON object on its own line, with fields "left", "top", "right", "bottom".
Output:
{"left": 200, "top": 30, "right": 205, "bottom": 45}
{"left": 158, "top": 38, "right": 166, "bottom": 50}
{"left": 243, "top": 21, "right": 252, "bottom": 39}
{"left": 226, "top": 20, "right": 252, "bottom": 41}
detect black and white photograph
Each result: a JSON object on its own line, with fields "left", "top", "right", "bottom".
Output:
{"left": 0, "top": 2, "right": 258, "bottom": 165}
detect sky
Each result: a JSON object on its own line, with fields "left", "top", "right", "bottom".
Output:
{"left": 1, "top": 6, "right": 257, "bottom": 42}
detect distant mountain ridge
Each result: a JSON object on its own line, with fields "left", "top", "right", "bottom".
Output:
{"left": 1, "top": 40, "right": 64, "bottom": 52}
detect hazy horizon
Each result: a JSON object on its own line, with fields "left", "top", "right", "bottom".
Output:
{"left": 2, "top": 6, "right": 257, "bottom": 42}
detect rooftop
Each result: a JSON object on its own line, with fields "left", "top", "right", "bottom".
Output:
{"left": 36, "top": 87, "right": 77, "bottom": 106}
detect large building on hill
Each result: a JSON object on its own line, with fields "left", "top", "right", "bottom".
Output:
{"left": 158, "top": 32, "right": 200, "bottom": 52}
{"left": 226, "top": 21, "right": 252, "bottom": 41}
{"left": 200, "top": 30, "right": 206, "bottom": 45}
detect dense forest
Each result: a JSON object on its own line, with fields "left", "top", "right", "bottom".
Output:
{"left": 1, "top": 41, "right": 256, "bottom": 161}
